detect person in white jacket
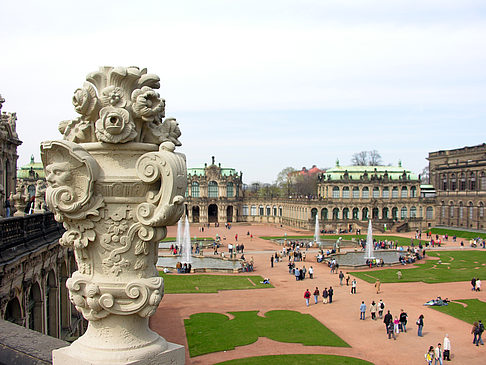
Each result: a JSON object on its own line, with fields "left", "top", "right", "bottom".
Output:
{"left": 443, "top": 334, "right": 451, "bottom": 361}
{"left": 434, "top": 343, "right": 443, "bottom": 365}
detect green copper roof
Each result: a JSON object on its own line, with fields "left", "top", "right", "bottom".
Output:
{"left": 323, "top": 165, "right": 418, "bottom": 181}
{"left": 17, "top": 156, "right": 45, "bottom": 179}
{"left": 187, "top": 166, "right": 238, "bottom": 177}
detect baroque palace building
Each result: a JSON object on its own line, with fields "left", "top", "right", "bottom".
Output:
{"left": 428, "top": 143, "right": 486, "bottom": 230}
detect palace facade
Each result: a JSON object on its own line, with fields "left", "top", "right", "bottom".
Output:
{"left": 428, "top": 143, "right": 486, "bottom": 230}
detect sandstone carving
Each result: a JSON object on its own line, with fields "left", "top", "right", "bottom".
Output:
{"left": 42, "top": 66, "right": 186, "bottom": 365}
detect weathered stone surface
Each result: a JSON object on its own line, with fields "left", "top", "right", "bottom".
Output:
{"left": 42, "top": 67, "right": 186, "bottom": 364}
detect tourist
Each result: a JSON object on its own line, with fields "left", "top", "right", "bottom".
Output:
{"left": 375, "top": 279, "right": 381, "bottom": 293}
{"left": 270, "top": 255, "right": 274, "bottom": 268}
{"left": 475, "top": 320, "right": 484, "bottom": 345}
{"left": 328, "top": 286, "right": 334, "bottom": 303}
{"left": 370, "top": 301, "right": 377, "bottom": 320}
{"left": 434, "top": 343, "right": 443, "bottom": 365}
{"left": 378, "top": 299, "right": 385, "bottom": 319}
{"left": 471, "top": 277, "right": 477, "bottom": 291}
{"left": 4, "top": 198, "right": 10, "bottom": 217}
{"left": 443, "top": 334, "right": 451, "bottom": 361}
{"left": 397, "top": 270, "right": 402, "bottom": 280}
{"left": 359, "top": 301, "right": 366, "bottom": 320}
{"left": 393, "top": 316, "right": 400, "bottom": 334}
{"left": 386, "top": 320, "right": 396, "bottom": 340}
{"left": 235, "top": 234, "right": 238, "bottom": 241}
{"left": 399, "top": 309, "right": 408, "bottom": 332}
{"left": 425, "top": 346, "right": 434, "bottom": 365}
{"left": 351, "top": 279, "right": 357, "bottom": 294}
{"left": 322, "top": 288, "right": 329, "bottom": 304}
{"left": 476, "top": 278, "right": 482, "bottom": 291}
{"left": 384, "top": 310, "right": 393, "bottom": 330}
{"left": 417, "top": 314, "right": 424, "bottom": 337}
{"left": 302, "top": 266, "right": 307, "bottom": 280}
{"left": 339, "top": 271, "right": 344, "bottom": 285}
{"left": 295, "top": 267, "right": 300, "bottom": 281}
{"left": 304, "top": 289, "right": 311, "bottom": 307}
{"left": 346, "top": 275, "right": 350, "bottom": 286}
{"left": 309, "top": 266, "right": 314, "bottom": 279}
{"left": 313, "top": 287, "right": 320, "bottom": 304}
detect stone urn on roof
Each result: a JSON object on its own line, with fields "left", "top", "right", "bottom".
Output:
{"left": 41, "top": 66, "right": 186, "bottom": 364}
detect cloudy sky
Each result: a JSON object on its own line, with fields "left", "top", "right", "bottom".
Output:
{"left": 2, "top": 0, "right": 485, "bottom": 183}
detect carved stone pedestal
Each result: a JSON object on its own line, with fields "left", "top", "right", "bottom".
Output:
{"left": 42, "top": 66, "right": 186, "bottom": 365}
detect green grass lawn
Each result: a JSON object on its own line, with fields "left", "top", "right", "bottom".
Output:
{"left": 260, "top": 234, "right": 428, "bottom": 246}
{"left": 430, "top": 299, "right": 486, "bottom": 325}
{"left": 185, "top": 310, "right": 349, "bottom": 357}
{"left": 350, "top": 250, "right": 486, "bottom": 284}
{"left": 215, "top": 354, "right": 373, "bottom": 365}
{"left": 159, "top": 273, "right": 273, "bottom": 293}
{"left": 430, "top": 228, "right": 486, "bottom": 240}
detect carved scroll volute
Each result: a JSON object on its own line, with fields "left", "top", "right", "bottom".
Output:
{"left": 135, "top": 141, "right": 187, "bottom": 227}
{"left": 40, "top": 140, "right": 104, "bottom": 222}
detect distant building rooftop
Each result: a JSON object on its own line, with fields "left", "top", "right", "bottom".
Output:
{"left": 17, "top": 155, "right": 45, "bottom": 179}
{"left": 322, "top": 161, "right": 418, "bottom": 181}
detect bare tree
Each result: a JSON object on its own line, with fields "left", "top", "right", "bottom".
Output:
{"left": 351, "top": 150, "right": 384, "bottom": 166}
{"left": 368, "top": 150, "right": 382, "bottom": 165}
{"left": 420, "top": 166, "right": 430, "bottom": 184}
{"left": 351, "top": 151, "right": 369, "bottom": 166}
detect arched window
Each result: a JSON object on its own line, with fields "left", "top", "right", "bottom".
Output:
{"left": 372, "top": 187, "right": 380, "bottom": 198}
{"left": 468, "top": 202, "right": 473, "bottom": 220}
{"left": 226, "top": 182, "right": 234, "bottom": 197}
{"left": 362, "top": 207, "right": 368, "bottom": 220}
{"left": 332, "top": 208, "right": 339, "bottom": 220}
{"left": 450, "top": 174, "right": 457, "bottom": 191}
{"left": 342, "top": 187, "right": 350, "bottom": 198}
{"left": 352, "top": 208, "right": 359, "bottom": 219}
{"left": 410, "top": 186, "right": 417, "bottom": 197}
{"left": 382, "top": 187, "right": 389, "bottom": 198}
{"left": 400, "top": 207, "right": 408, "bottom": 219}
{"left": 441, "top": 174, "right": 447, "bottom": 190}
{"left": 321, "top": 208, "right": 328, "bottom": 220}
{"left": 410, "top": 206, "right": 417, "bottom": 218}
{"left": 459, "top": 173, "right": 466, "bottom": 191}
{"left": 481, "top": 172, "right": 486, "bottom": 190}
{"left": 352, "top": 187, "right": 360, "bottom": 198}
{"left": 426, "top": 206, "right": 434, "bottom": 219}
{"left": 273, "top": 206, "right": 277, "bottom": 216}
{"left": 392, "top": 187, "right": 399, "bottom": 198}
{"left": 480, "top": 202, "right": 484, "bottom": 218}
{"left": 470, "top": 172, "right": 476, "bottom": 190}
{"left": 266, "top": 206, "right": 271, "bottom": 216}
{"left": 459, "top": 202, "right": 464, "bottom": 219}
{"left": 311, "top": 208, "right": 318, "bottom": 219}
{"left": 332, "top": 186, "right": 340, "bottom": 199}
{"left": 401, "top": 186, "right": 408, "bottom": 198}
{"left": 362, "top": 187, "right": 369, "bottom": 198}
{"left": 441, "top": 201, "right": 445, "bottom": 218}
{"left": 382, "top": 207, "right": 389, "bottom": 219}
{"left": 372, "top": 207, "right": 379, "bottom": 219}
{"left": 392, "top": 207, "right": 398, "bottom": 219}
{"left": 191, "top": 182, "right": 200, "bottom": 197}
{"left": 449, "top": 202, "right": 454, "bottom": 218}
{"left": 259, "top": 205, "right": 264, "bottom": 215}
{"left": 343, "top": 207, "right": 349, "bottom": 219}
{"left": 208, "top": 181, "right": 218, "bottom": 198}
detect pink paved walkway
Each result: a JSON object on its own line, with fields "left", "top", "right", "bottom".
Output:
{"left": 150, "top": 224, "right": 486, "bottom": 364}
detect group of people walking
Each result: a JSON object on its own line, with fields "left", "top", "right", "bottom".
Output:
{"left": 304, "top": 286, "right": 334, "bottom": 306}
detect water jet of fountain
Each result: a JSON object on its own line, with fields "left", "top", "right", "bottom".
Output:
{"left": 314, "top": 215, "right": 321, "bottom": 247}
{"left": 181, "top": 216, "right": 193, "bottom": 264}
{"left": 364, "top": 219, "right": 375, "bottom": 259}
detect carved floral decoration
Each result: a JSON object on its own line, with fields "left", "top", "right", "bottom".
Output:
{"left": 59, "top": 66, "right": 181, "bottom": 146}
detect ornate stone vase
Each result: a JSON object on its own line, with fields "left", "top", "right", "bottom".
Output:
{"left": 41, "top": 67, "right": 186, "bottom": 364}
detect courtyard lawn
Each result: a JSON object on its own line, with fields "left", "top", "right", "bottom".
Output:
{"left": 159, "top": 273, "right": 273, "bottom": 293}
{"left": 215, "top": 354, "right": 373, "bottom": 365}
{"left": 260, "top": 234, "right": 428, "bottom": 246}
{"left": 430, "top": 299, "right": 486, "bottom": 325}
{"left": 185, "top": 310, "right": 349, "bottom": 357}
{"left": 430, "top": 228, "right": 486, "bottom": 241}
{"left": 350, "top": 250, "right": 486, "bottom": 284}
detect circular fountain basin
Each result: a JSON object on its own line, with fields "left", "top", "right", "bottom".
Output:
{"left": 157, "top": 255, "right": 243, "bottom": 273}
{"left": 273, "top": 239, "right": 356, "bottom": 248}
{"left": 327, "top": 250, "right": 403, "bottom": 268}
{"left": 159, "top": 240, "right": 214, "bottom": 249}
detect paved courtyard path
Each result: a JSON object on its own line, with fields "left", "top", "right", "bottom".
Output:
{"left": 150, "top": 224, "right": 486, "bottom": 364}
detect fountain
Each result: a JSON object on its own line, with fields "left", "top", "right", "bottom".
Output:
{"left": 181, "top": 216, "right": 192, "bottom": 264}
{"left": 314, "top": 215, "right": 321, "bottom": 247}
{"left": 364, "top": 219, "right": 375, "bottom": 259}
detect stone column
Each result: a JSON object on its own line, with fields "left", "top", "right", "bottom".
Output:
{"left": 42, "top": 67, "right": 186, "bottom": 365}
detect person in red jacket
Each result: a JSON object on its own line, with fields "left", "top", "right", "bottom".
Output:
{"left": 304, "top": 289, "right": 311, "bottom": 306}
